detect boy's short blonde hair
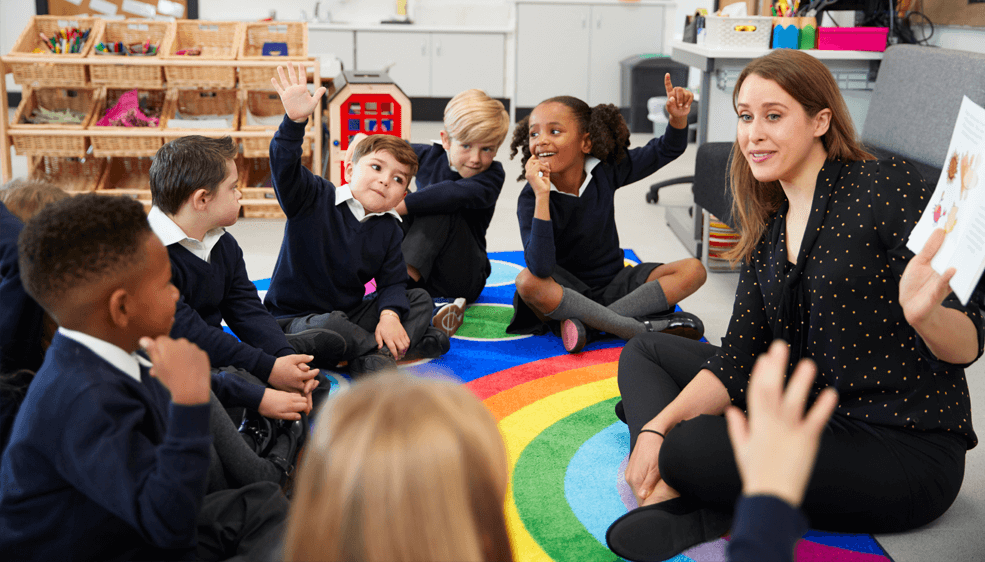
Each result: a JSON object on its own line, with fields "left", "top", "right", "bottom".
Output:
{"left": 443, "top": 89, "right": 510, "bottom": 148}
{"left": 0, "top": 179, "right": 70, "bottom": 223}
{"left": 351, "top": 135, "right": 419, "bottom": 178}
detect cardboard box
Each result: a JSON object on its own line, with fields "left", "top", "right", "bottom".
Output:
{"left": 719, "top": 0, "right": 759, "bottom": 16}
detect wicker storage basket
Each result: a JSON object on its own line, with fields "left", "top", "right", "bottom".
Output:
{"left": 96, "top": 156, "right": 153, "bottom": 213}
{"left": 238, "top": 22, "right": 308, "bottom": 87}
{"left": 30, "top": 156, "right": 107, "bottom": 193}
{"left": 163, "top": 21, "right": 244, "bottom": 88}
{"left": 167, "top": 89, "right": 240, "bottom": 133}
{"left": 240, "top": 89, "right": 312, "bottom": 158}
{"left": 9, "top": 86, "right": 99, "bottom": 157}
{"left": 90, "top": 88, "right": 173, "bottom": 157}
{"left": 236, "top": 156, "right": 312, "bottom": 218}
{"left": 88, "top": 20, "right": 175, "bottom": 88}
{"left": 8, "top": 16, "right": 100, "bottom": 87}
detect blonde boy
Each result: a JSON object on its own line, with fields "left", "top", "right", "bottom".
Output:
{"left": 395, "top": 89, "right": 510, "bottom": 336}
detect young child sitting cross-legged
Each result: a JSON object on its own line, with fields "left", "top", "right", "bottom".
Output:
{"left": 265, "top": 63, "right": 448, "bottom": 376}
{"left": 148, "top": 135, "right": 334, "bottom": 409}
{"left": 393, "top": 89, "right": 510, "bottom": 336}
{"left": 0, "top": 194, "right": 287, "bottom": 561}
{"left": 508, "top": 75, "right": 708, "bottom": 353}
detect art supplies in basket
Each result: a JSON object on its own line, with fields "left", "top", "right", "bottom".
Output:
{"left": 94, "top": 40, "right": 158, "bottom": 56}
{"left": 23, "top": 107, "right": 87, "bottom": 125}
{"left": 96, "top": 89, "right": 160, "bottom": 128}
{"left": 36, "top": 27, "right": 92, "bottom": 54}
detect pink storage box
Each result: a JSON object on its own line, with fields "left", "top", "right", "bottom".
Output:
{"left": 817, "top": 27, "right": 889, "bottom": 52}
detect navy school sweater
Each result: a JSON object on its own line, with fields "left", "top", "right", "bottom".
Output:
{"left": 0, "top": 202, "right": 46, "bottom": 373}
{"left": 406, "top": 143, "right": 505, "bottom": 254}
{"left": 264, "top": 116, "right": 410, "bottom": 318}
{"left": 0, "top": 334, "right": 212, "bottom": 561}
{"left": 728, "top": 495, "right": 809, "bottom": 562}
{"left": 167, "top": 233, "right": 293, "bottom": 387}
{"left": 518, "top": 123, "right": 688, "bottom": 288}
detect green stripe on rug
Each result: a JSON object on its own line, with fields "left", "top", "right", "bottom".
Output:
{"left": 454, "top": 304, "right": 516, "bottom": 339}
{"left": 512, "top": 397, "right": 621, "bottom": 561}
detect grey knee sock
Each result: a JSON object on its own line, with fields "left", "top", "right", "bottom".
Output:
{"left": 209, "top": 393, "right": 282, "bottom": 487}
{"left": 607, "top": 280, "right": 670, "bottom": 318}
{"left": 546, "top": 288, "right": 646, "bottom": 340}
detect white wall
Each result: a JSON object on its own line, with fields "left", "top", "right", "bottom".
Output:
{"left": 1, "top": 0, "right": 36, "bottom": 93}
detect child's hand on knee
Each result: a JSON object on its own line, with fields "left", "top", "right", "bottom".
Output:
{"left": 376, "top": 311, "right": 409, "bottom": 360}
{"left": 269, "top": 354, "right": 319, "bottom": 393}
{"left": 140, "top": 336, "right": 211, "bottom": 405}
{"left": 259, "top": 388, "right": 310, "bottom": 421}
{"left": 271, "top": 62, "right": 327, "bottom": 123}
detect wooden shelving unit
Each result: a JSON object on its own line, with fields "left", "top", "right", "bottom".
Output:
{"left": 0, "top": 50, "right": 324, "bottom": 216}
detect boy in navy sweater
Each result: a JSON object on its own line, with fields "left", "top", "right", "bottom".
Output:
{"left": 0, "top": 194, "right": 286, "bottom": 561}
{"left": 393, "top": 89, "right": 510, "bottom": 335}
{"left": 148, "top": 135, "right": 330, "bottom": 413}
{"left": 265, "top": 63, "right": 446, "bottom": 375}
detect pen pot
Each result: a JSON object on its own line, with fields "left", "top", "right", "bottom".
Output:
{"left": 772, "top": 17, "right": 800, "bottom": 49}
{"left": 798, "top": 17, "right": 817, "bottom": 49}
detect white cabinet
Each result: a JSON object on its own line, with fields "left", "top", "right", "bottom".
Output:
{"left": 356, "top": 31, "right": 431, "bottom": 96}
{"left": 431, "top": 33, "right": 505, "bottom": 98}
{"left": 308, "top": 29, "right": 355, "bottom": 73}
{"left": 356, "top": 31, "right": 506, "bottom": 98}
{"left": 516, "top": 3, "right": 591, "bottom": 106}
{"left": 589, "top": 5, "right": 664, "bottom": 106}
{"left": 516, "top": 1, "right": 668, "bottom": 108}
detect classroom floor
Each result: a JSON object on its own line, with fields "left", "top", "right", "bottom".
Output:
{"left": 6, "top": 117, "right": 985, "bottom": 560}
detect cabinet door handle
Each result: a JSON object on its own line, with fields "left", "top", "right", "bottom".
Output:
{"left": 421, "top": 40, "right": 427, "bottom": 56}
{"left": 597, "top": 16, "right": 602, "bottom": 29}
{"left": 435, "top": 38, "right": 442, "bottom": 56}
{"left": 582, "top": 16, "right": 587, "bottom": 28}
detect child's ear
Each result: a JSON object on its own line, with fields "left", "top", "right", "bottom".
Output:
{"left": 344, "top": 160, "right": 354, "bottom": 183}
{"left": 192, "top": 188, "right": 211, "bottom": 211}
{"left": 108, "top": 288, "right": 130, "bottom": 329}
{"left": 581, "top": 132, "right": 593, "bottom": 155}
{"left": 439, "top": 130, "right": 452, "bottom": 151}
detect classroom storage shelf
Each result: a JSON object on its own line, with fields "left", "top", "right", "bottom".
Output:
{"left": 1, "top": 18, "right": 324, "bottom": 218}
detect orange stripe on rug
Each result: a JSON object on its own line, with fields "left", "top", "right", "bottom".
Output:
{"left": 466, "top": 347, "right": 622, "bottom": 401}
{"left": 484, "top": 362, "right": 620, "bottom": 421}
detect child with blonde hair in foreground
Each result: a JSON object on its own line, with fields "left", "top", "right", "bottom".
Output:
{"left": 283, "top": 372, "right": 513, "bottom": 562}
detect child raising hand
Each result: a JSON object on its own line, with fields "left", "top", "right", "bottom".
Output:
{"left": 508, "top": 74, "right": 706, "bottom": 353}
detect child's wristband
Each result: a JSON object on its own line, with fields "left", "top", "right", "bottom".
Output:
{"left": 380, "top": 309, "right": 400, "bottom": 321}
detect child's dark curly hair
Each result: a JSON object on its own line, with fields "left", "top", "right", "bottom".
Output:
{"left": 509, "top": 96, "right": 631, "bottom": 181}
{"left": 18, "top": 194, "right": 151, "bottom": 314}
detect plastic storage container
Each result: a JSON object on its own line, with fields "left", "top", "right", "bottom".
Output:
{"left": 704, "top": 16, "right": 773, "bottom": 50}
{"left": 817, "top": 27, "right": 889, "bottom": 52}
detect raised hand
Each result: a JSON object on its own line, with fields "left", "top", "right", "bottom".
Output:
{"left": 725, "top": 341, "right": 837, "bottom": 508}
{"left": 899, "top": 228, "right": 956, "bottom": 330}
{"left": 271, "top": 61, "right": 327, "bottom": 123}
{"left": 140, "top": 336, "right": 211, "bottom": 406}
{"left": 664, "top": 73, "right": 694, "bottom": 130}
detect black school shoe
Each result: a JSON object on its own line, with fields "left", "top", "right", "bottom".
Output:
{"left": 606, "top": 497, "right": 732, "bottom": 561}
{"left": 348, "top": 346, "right": 397, "bottom": 377}
{"left": 640, "top": 311, "right": 705, "bottom": 341}
{"left": 286, "top": 328, "right": 348, "bottom": 369}
{"left": 405, "top": 326, "right": 451, "bottom": 360}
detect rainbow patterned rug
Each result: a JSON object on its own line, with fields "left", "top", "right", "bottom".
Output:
{"left": 255, "top": 250, "right": 894, "bottom": 562}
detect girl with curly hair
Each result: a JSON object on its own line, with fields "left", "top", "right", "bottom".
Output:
{"left": 507, "top": 75, "right": 707, "bottom": 353}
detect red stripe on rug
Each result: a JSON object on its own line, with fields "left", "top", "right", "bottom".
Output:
{"left": 465, "top": 347, "right": 622, "bottom": 400}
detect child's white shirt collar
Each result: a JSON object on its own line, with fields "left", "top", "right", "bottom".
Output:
{"left": 550, "top": 156, "right": 601, "bottom": 197}
{"left": 147, "top": 206, "right": 225, "bottom": 264}
{"left": 335, "top": 184, "right": 402, "bottom": 223}
{"left": 57, "top": 327, "right": 143, "bottom": 383}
